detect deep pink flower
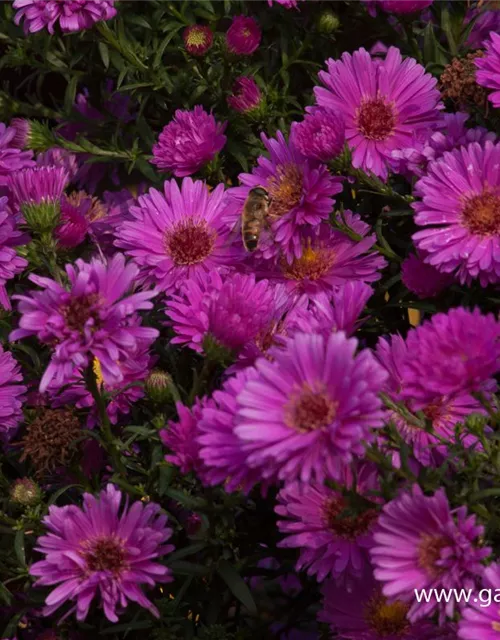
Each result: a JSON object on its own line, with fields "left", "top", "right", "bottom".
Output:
{"left": 475, "top": 32, "right": 500, "bottom": 109}
{"left": 315, "top": 47, "right": 442, "bottom": 179}
{"left": 226, "top": 16, "right": 261, "bottom": 55}
{"left": 151, "top": 106, "right": 227, "bottom": 177}
{"left": 8, "top": 166, "right": 68, "bottom": 210}
{"left": 376, "top": 0, "right": 433, "bottom": 13}
{"left": 0, "top": 196, "right": 28, "bottom": 311}
{"left": 30, "top": 484, "right": 174, "bottom": 622}
{"left": 9, "top": 118, "right": 30, "bottom": 149}
{"left": 370, "top": 484, "right": 490, "bottom": 622}
{"left": 465, "top": 7, "right": 500, "bottom": 49}
{"left": 10, "top": 254, "right": 158, "bottom": 393}
{"left": 227, "top": 77, "right": 262, "bottom": 113}
{"left": 0, "top": 344, "right": 27, "bottom": 444}
{"left": 459, "top": 563, "right": 500, "bottom": 639}
{"left": 294, "top": 108, "right": 345, "bottom": 163}
{"left": 116, "top": 178, "right": 242, "bottom": 294}
{"left": 37, "top": 147, "right": 79, "bottom": 182}
{"left": 401, "top": 253, "right": 454, "bottom": 299}
{"left": 0, "top": 122, "right": 35, "bottom": 191}
{"left": 268, "top": 0, "right": 299, "bottom": 7}
{"left": 13, "top": 0, "right": 117, "bottom": 34}
{"left": 183, "top": 25, "right": 213, "bottom": 56}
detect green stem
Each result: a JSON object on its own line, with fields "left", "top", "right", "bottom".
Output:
{"left": 334, "top": 221, "right": 402, "bottom": 263}
{"left": 188, "top": 358, "right": 215, "bottom": 406}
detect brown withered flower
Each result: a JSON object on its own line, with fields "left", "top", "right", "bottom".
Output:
{"left": 440, "top": 52, "right": 487, "bottom": 108}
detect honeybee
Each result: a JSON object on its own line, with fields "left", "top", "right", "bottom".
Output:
{"left": 241, "top": 187, "right": 271, "bottom": 252}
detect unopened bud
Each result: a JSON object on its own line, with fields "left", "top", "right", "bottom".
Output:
{"left": 10, "top": 478, "right": 41, "bottom": 506}
{"left": 145, "top": 369, "right": 173, "bottom": 404}
{"left": 317, "top": 10, "right": 340, "bottom": 33}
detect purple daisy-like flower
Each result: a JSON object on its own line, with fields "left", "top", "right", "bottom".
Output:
{"left": 320, "top": 566, "right": 455, "bottom": 639}
{"left": 151, "top": 106, "right": 226, "bottom": 177}
{"left": 401, "top": 253, "right": 454, "bottom": 299}
{"left": 10, "top": 253, "right": 159, "bottom": 393}
{"left": 475, "top": 32, "right": 500, "bottom": 109}
{"left": 167, "top": 269, "right": 278, "bottom": 355}
{"left": 0, "top": 345, "right": 27, "bottom": 444}
{"left": 374, "top": 0, "right": 433, "bottom": 13}
{"left": 0, "top": 196, "right": 28, "bottom": 311}
{"left": 13, "top": 0, "right": 117, "bottom": 34}
{"left": 314, "top": 47, "right": 442, "bottom": 180}
{"left": 8, "top": 166, "right": 68, "bottom": 209}
{"left": 294, "top": 107, "right": 345, "bottom": 164}
{"left": 370, "top": 484, "right": 490, "bottom": 622}
{"left": 116, "top": 178, "right": 242, "bottom": 294}
{"left": 275, "top": 471, "right": 379, "bottom": 582}
{"left": 226, "top": 16, "right": 261, "bottom": 55}
{"left": 9, "top": 118, "right": 30, "bottom": 149}
{"left": 30, "top": 484, "right": 174, "bottom": 622}
{"left": 412, "top": 141, "right": 500, "bottom": 286}
{"left": 0, "top": 122, "right": 35, "bottom": 192}
{"left": 55, "top": 193, "right": 92, "bottom": 249}
{"left": 234, "top": 331, "right": 388, "bottom": 484}
{"left": 268, "top": 0, "right": 300, "bottom": 7}
{"left": 459, "top": 563, "right": 500, "bottom": 639}
{"left": 228, "top": 130, "right": 343, "bottom": 262}
{"left": 401, "top": 307, "right": 500, "bottom": 407}
{"left": 227, "top": 77, "right": 262, "bottom": 113}
{"left": 37, "top": 147, "right": 79, "bottom": 182}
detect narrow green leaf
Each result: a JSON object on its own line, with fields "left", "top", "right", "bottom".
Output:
{"left": 167, "top": 542, "right": 207, "bottom": 563}
{"left": 98, "top": 42, "right": 110, "bottom": 69}
{"left": 64, "top": 75, "right": 79, "bottom": 114}
{"left": 14, "top": 530, "right": 26, "bottom": 568}
{"left": 169, "top": 560, "right": 210, "bottom": 576}
{"left": 0, "top": 581, "right": 12, "bottom": 606}
{"left": 101, "top": 621, "right": 153, "bottom": 634}
{"left": 217, "top": 559, "right": 257, "bottom": 615}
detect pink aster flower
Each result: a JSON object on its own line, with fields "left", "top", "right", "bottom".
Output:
{"left": 183, "top": 25, "right": 213, "bottom": 56}
{"left": 226, "top": 16, "right": 261, "bottom": 55}
{"left": 268, "top": 0, "right": 299, "bottom": 7}
{"left": 37, "top": 147, "right": 79, "bottom": 182}
{"left": 314, "top": 47, "right": 442, "bottom": 179}
{"left": 30, "top": 484, "right": 174, "bottom": 622}
{"left": 475, "top": 32, "right": 500, "bottom": 109}
{"left": 116, "top": 178, "right": 242, "bottom": 294}
{"left": 55, "top": 193, "right": 92, "bottom": 249}
{"left": 151, "top": 106, "right": 226, "bottom": 177}
{"left": 374, "top": 0, "right": 433, "bottom": 13}
{"left": 13, "top": 0, "right": 117, "bottom": 34}
{"left": 234, "top": 331, "right": 388, "bottom": 484}
{"left": 370, "top": 484, "right": 490, "bottom": 622}
{"left": 459, "top": 563, "right": 500, "bottom": 639}
{"left": 167, "top": 269, "right": 278, "bottom": 355}
{"left": 0, "top": 122, "right": 35, "bottom": 193}
{"left": 228, "top": 130, "right": 343, "bottom": 262}
{"left": 227, "top": 77, "right": 262, "bottom": 113}
{"left": 8, "top": 166, "right": 68, "bottom": 214}
{"left": 294, "top": 108, "right": 345, "bottom": 164}
{"left": 413, "top": 141, "right": 500, "bottom": 286}
{"left": 465, "top": 7, "right": 500, "bottom": 49}
{"left": 401, "top": 253, "right": 454, "bottom": 299}
{"left": 9, "top": 118, "right": 30, "bottom": 149}
{"left": 275, "top": 471, "right": 379, "bottom": 582}
{"left": 320, "top": 567, "right": 456, "bottom": 639}
{"left": 10, "top": 253, "right": 159, "bottom": 393}
{"left": 0, "top": 345, "right": 27, "bottom": 444}
{"left": 0, "top": 196, "right": 28, "bottom": 311}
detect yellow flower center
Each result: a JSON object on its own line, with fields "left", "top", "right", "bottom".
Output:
{"left": 461, "top": 189, "right": 500, "bottom": 236}
{"left": 93, "top": 357, "right": 104, "bottom": 388}
{"left": 186, "top": 28, "right": 208, "bottom": 47}
{"left": 281, "top": 240, "right": 336, "bottom": 281}
{"left": 267, "top": 163, "right": 303, "bottom": 219}
{"left": 364, "top": 592, "right": 410, "bottom": 636}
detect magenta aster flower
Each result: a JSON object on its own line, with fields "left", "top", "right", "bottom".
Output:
{"left": 228, "top": 130, "right": 343, "bottom": 261}
{"left": 183, "top": 24, "right": 213, "bottom": 56}
{"left": 376, "top": 0, "right": 433, "bottom": 13}
{"left": 30, "top": 484, "right": 174, "bottom": 622}
{"left": 268, "top": 0, "right": 299, "bottom": 7}
{"left": 226, "top": 16, "right": 261, "bottom": 55}
{"left": 9, "top": 118, "right": 30, "bottom": 149}
{"left": 314, "top": 47, "right": 442, "bottom": 179}
{"left": 234, "top": 331, "right": 388, "bottom": 484}
{"left": 0, "top": 345, "right": 27, "bottom": 443}
{"left": 151, "top": 106, "right": 226, "bottom": 177}
{"left": 227, "top": 77, "right": 262, "bottom": 113}
{"left": 13, "top": 0, "right": 117, "bottom": 34}
{"left": 459, "top": 563, "right": 500, "bottom": 639}
{"left": 10, "top": 253, "right": 159, "bottom": 393}
{"left": 412, "top": 142, "right": 500, "bottom": 286}
{"left": 37, "top": 147, "right": 79, "bottom": 182}
{"left": 465, "top": 8, "right": 500, "bottom": 49}
{"left": 275, "top": 473, "right": 379, "bottom": 582}
{"left": 167, "top": 269, "right": 278, "bottom": 355}
{"left": 400, "top": 307, "right": 500, "bottom": 407}
{"left": 320, "top": 567, "right": 455, "bottom": 639}
{"left": 0, "top": 196, "right": 28, "bottom": 311}
{"left": 8, "top": 166, "right": 68, "bottom": 214}
{"left": 475, "top": 32, "right": 500, "bottom": 109}
{"left": 0, "top": 122, "right": 35, "bottom": 192}
{"left": 401, "top": 253, "right": 454, "bottom": 299}
{"left": 294, "top": 108, "right": 345, "bottom": 164}
{"left": 55, "top": 194, "right": 92, "bottom": 249}
{"left": 370, "top": 484, "right": 490, "bottom": 622}
{"left": 116, "top": 178, "right": 242, "bottom": 294}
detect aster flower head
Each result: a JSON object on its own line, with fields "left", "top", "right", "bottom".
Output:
{"left": 0, "top": 196, "right": 28, "bottom": 311}
{"left": 151, "top": 106, "right": 227, "bottom": 177}
{"left": 475, "top": 32, "right": 500, "bottom": 109}
{"left": 227, "top": 77, "right": 262, "bottom": 113}
{"left": 183, "top": 25, "right": 213, "bottom": 56}
{"left": 466, "top": 7, "right": 500, "bottom": 49}
{"left": 30, "top": 484, "right": 174, "bottom": 622}
{"left": 459, "top": 563, "right": 500, "bottom": 639}
{"left": 9, "top": 118, "right": 30, "bottom": 149}
{"left": 0, "top": 345, "right": 27, "bottom": 444}
{"left": 268, "top": 0, "right": 299, "bottom": 7}
{"left": 0, "top": 122, "right": 35, "bottom": 189}
{"left": 10, "top": 253, "right": 159, "bottom": 393}
{"left": 234, "top": 331, "right": 388, "bottom": 484}
{"left": 370, "top": 484, "right": 490, "bottom": 622}
{"left": 401, "top": 253, "right": 454, "bottom": 299}
{"left": 13, "top": 0, "right": 117, "bottom": 34}
{"left": 315, "top": 47, "right": 442, "bottom": 179}
{"left": 276, "top": 471, "right": 380, "bottom": 583}
{"left": 413, "top": 141, "right": 500, "bottom": 286}
{"left": 226, "top": 16, "right": 261, "bottom": 55}
{"left": 376, "top": 0, "right": 434, "bottom": 13}
{"left": 294, "top": 107, "right": 345, "bottom": 164}
{"left": 116, "top": 178, "right": 242, "bottom": 294}
{"left": 37, "top": 147, "right": 79, "bottom": 182}
{"left": 55, "top": 193, "right": 92, "bottom": 249}
{"left": 228, "top": 130, "right": 343, "bottom": 262}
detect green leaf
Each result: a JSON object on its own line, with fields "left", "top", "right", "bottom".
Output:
{"left": 14, "top": 530, "right": 26, "bottom": 568}
{"left": 0, "top": 582, "right": 12, "bottom": 606}
{"left": 169, "top": 560, "right": 210, "bottom": 576}
{"left": 167, "top": 542, "right": 207, "bottom": 563}
{"left": 98, "top": 42, "right": 110, "bottom": 70}
{"left": 216, "top": 559, "right": 257, "bottom": 615}
{"left": 48, "top": 484, "right": 79, "bottom": 506}
{"left": 101, "top": 621, "right": 154, "bottom": 634}
{"left": 165, "top": 488, "right": 206, "bottom": 509}
{"left": 64, "top": 75, "right": 79, "bottom": 115}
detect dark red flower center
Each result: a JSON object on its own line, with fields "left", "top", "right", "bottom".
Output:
{"left": 81, "top": 535, "right": 128, "bottom": 575}
{"left": 62, "top": 294, "right": 101, "bottom": 332}
{"left": 165, "top": 219, "right": 217, "bottom": 266}
{"left": 364, "top": 591, "right": 410, "bottom": 636}
{"left": 356, "top": 97, "right": 397, "bottom": 142}
{"left": 324, "top": 496, "right": 378, "bottom": 540}
{"left": 285, "top": 383, "right": 337, "bottom": 432}
{"left": 461, "top": 190, "right": 500, "bottom": 236}
{"left": 267, "top": 163, "right": 304, "bottom": 218}
{"left": 281, "top": 241, "right": 336, "bottom": 282}
{"left": 417, "top": 533, "right": 448, "bottom": 577}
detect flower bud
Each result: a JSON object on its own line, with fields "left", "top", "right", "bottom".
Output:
{"left": 10, "top": 478, "right": 42, "bottom": 506}
{"left": 317, "top": 10, "right": 340, "bottom": 33}
{"left": 145, "top": 369, "right": 174, "bottom": 404}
